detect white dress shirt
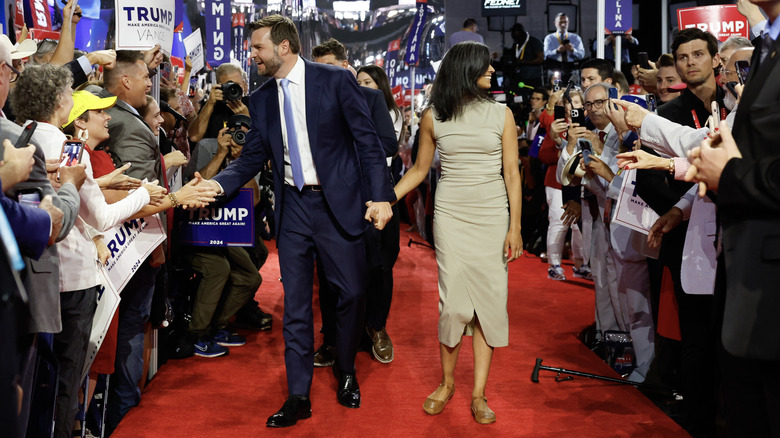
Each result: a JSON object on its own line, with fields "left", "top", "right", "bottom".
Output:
{"left": 278, "top": 56, "right": 320, "bottom": 186}
{"left": 28, "top": 121, "right": 150, "bottom": 292}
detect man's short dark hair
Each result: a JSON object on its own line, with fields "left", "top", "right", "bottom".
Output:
{"left": 672, "top": 28, "right": 719, "bottom": 58}
{"left": 532, "top": 89, "right": 548, "bottom": 101}
{"left": 103, "top": 50, "right": 144, "bottom": 90}
{"left": 312, "top": 38, "right": 347, "bottom": 61}
{"left": 463, "top": 18, "right": 478, "bottom": 28}
{"left": 612, "top": 71, "right": 630, "bottom": 94}
{"left": 247, "top": 14, "right": 301, "bottom": 54}
{"left": 580, "top": 58, "right": 615, "bottom": 82}
{"left": 656, "top": 53, "right": 675, "bottom": 68}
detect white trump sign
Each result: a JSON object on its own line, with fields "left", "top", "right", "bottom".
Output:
{"left": 115, "top": 0, "right": 176, "bottom": 55}
{"left": 183, "top": 30, "right": 205, "bottom": 73}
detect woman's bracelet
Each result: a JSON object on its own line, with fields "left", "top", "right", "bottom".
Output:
{"left": 168, "top": 192, "right": 180, "bottom": 208}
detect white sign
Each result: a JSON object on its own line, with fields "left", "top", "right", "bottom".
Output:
{"left": 81, "top": 267, "right": 121, "bottom": 381}
{"left": 183, "top": 30, "right": 205, "bottom": 73}
{"left": 612, "top": 169, "right": 660, "bottom": 235}
{"left": 167, "top": 165, "right": 182, "bottom": 193}
{"left": 103, "top": 213, "right": 166, "bottom": 292}
{"left": 115, "top": 0, "right": 176, "bottom": 55}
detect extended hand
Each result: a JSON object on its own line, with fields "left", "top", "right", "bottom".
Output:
{"left": 611, "top": 99, "right": 651, "bottom": 132}
{"left": 95, "top": 163, "right": 142, "bottom": 191}
{"left": 685, "top": 121, "right": 741, "bottom": 196}
{"left": 143, "top": 181, "right": 168, "bottom": 206}
{"left": 0, "top": 140, "right": 35, "bottom": 190}
{"left": 87, "top": 50, "right": 117, "bottom": 69}
{"left": 615, "top": 149, "right": 668, "bottom": 170}
{"left": 648, "top": 207, "right": 683, "bottom": 248}
{"left": 144, "top": 44, "right": 164, "bottom": 70}
{"left": 163, "top": 150, "right": 188, "bottom": 168}
{"left": 58, "top": 164, "right": 87, "bottom": 191}
{"left": 176, "top": 174, "right": 219, "bottom": 209}
{"left": 39, "top": 195, "right": 63, "bottom": 246}
{"left": 364, "top": 201, "right": 393, "bottom": 230}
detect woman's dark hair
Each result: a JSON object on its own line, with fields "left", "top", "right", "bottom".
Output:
{"left": 429, "top": 41, "right": 492, "bottom": 122}
{"left": 356, "top": 65, "right": 400, "bottom": 120}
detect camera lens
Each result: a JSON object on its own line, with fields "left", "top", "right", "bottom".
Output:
{"left": 222, "top": 81, "right": 244, "bottom": 101}
{"left": 231, "top": 129, "right": 246, "bottom": 146}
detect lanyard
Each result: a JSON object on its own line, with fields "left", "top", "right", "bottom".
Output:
{"left": 516, "top": 32, "right": 529, "bottom": 59}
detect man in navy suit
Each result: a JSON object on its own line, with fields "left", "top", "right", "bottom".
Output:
{"left": 199, "top": 15, "right": 394, "bottom": 427}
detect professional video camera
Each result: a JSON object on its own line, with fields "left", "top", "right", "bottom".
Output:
{"left": 219, "top": 81, "right": 244, "bottom": 101}
{"left": 226, "top": 114, "right": 251, "bottom": 146}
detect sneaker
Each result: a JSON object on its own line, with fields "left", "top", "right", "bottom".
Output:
{"left": 213, "top": 329, "right": 246, "bottom": 347}
{"left": 194, "top": 339, "right": 229, "bottom": 358}
{"left": 313, "top": 344, "right": 337, "bottom": 367}
{"left": 548, "top": 265, "right": 566, "bottom": 281}
{"left": 572, "top": 266, "right": 593, "bottom": 280}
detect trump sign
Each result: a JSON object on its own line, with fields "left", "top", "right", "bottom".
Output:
{"left": 677, "top": 5, "right": 748, "bottom": 42}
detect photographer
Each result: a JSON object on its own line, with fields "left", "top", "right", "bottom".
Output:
{"left": 183, "top": 116, "right": 265, "bottom": 357}
{"left": 188, "top": 63, "right": 249, "bottom": 144}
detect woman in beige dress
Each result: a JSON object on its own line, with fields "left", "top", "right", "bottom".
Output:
{"left": 392, "top": 41, "right": 523, "bottom": 424}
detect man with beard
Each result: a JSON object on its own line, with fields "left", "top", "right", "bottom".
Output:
{"left": 198, "top": 15, "right": 394, "bottom": 427}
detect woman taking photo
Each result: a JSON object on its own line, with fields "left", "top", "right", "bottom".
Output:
{"left": 391, "top": 41, "right": 522, "bottom": 424}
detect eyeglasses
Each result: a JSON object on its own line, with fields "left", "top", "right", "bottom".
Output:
{"left": 4, "top": 62, "right": 19, "bottom": 82}
{"left": 584, "top": 99, "right": 607, "bottom": 110}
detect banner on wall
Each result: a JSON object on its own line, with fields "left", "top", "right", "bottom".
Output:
{"left": 404, "top": 0, "right": 428, "bottom": 66}
{"left": 677, "top": 5, "right": 748, "bottom": 42}
{"left": 114, "top": 0, "right": 176, "bottom": 55}
{"left": 205, "top": 0, "right": 231, "bottom": 67}
{"left": 605, "top": 0, "right": 632, "bottom": 35}
{"left": 183, "top": 30, "right": 205, "bottom": 73}
{"left": 232, "top": 13, "right": 247, "bottom": 69}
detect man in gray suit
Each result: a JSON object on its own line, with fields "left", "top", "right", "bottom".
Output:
{"left": 92, "top": 50, "right": 166, "bottom": 433}
{"left": 0, "top": 38, "right": 84, "bottom": 436}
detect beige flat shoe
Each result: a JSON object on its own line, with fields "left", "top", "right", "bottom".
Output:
{"left": 422, "top": 384, "right": 455, "bottom": 415}
{"left": 471, "top": 397, "right": 496, "bottom": 424}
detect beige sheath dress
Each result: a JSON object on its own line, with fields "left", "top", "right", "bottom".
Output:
{"left": 432, "top": 99, "right": 510, "bottom": 348}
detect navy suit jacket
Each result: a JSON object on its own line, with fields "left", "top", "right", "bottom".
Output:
{"left": 0, "top": 185, "right": 49, "bottom": 261}
{"left": 214, "top": 58, "right": 395, "bottom": 238}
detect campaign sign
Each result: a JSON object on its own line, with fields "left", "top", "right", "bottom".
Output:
{"left": 104, "top": 213, "right": 167, "bottom": 292}
{"left": 183, "top": 30, "right": 205, "bottom": 73}
{"left": 404, "top": 0, "right": 428, "bottom": 66}
{"left": 605, "top": 0, "right": 632, "bottom": 35}
{"left": 81, "top": 266, "right": 120, "bottom": 381}
{"left": 115, "top": 0, "right": 176, "bottom": 55}
{"left": 205, "top": 0, "right": 231, "bottom": 67}
{"left": 179, "top": 188, "right": 254, "bottom": 247}
{"left": 232, "top": 13, "right": 247, "bottom": 68}
{"left": 385, "top": 38, "right": 401, "bottom": 85}
{"left": 612, "top": 169, "right": 659, "bottom": 235}
{"left": 677, "top": 5, "right": 748, "bottom": 42}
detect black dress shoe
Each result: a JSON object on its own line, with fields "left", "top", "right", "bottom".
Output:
{"left": 266, "top": 395, "right": 312, "bottom": 428}
{"left": 332, "top": 366, "right": 361, "bottom": 408}
{"left": 313, "top": 343, "right": 337, "bottom": 367}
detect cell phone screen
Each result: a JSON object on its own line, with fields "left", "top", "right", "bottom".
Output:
{"left": 60, "top": 140, "right": 84, "bottom": 167}
{"left": 646, "top": 94, "right": 657, "bottom": 112}
{"left": 735, "top": 60, "right": 750, "bottom": 85}
{"left": 18, "top": 191, "right": 41, "bottom": 207}
{"left": 638, "top": 52, "right": 650, "bottom": 70}
{"left": 554, "top": 105, "right": 566, "bottom": 120}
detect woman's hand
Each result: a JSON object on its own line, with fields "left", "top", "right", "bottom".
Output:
{"left": 93, "top": 236, "right": 110, "bottom": 265}
{"left": 582, "top": 154, "right": 615, "bottom": 182}
{"left": 175, "top": 175, "right": 219, "bottom": 209}
{"left": 143, "top": 181, "right": 168, "bottom": 206}
{"left": 549, "top": 118, "right": 568, "bottom": 138}
{"left": 95, "top": 163, "right": 143, "bottom": 190}
{"left": 163, "top": 150, "right": 188, "bottom": 168}
{"left": 504, "top": 227, "right": 523, "bottom": 262}
{"left": 615, "top": 149, "right": 669, "bottom": 170}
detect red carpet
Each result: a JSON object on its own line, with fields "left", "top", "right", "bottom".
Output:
{"left": 113, "top": 230, "right": 687, "bottom": 437}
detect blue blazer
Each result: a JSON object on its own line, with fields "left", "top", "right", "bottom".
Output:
{"left": 0, "top": 183, "right": 50, "bottom": 261}
{"left": 214, "top": 58, "right": 395, "bottom": 238}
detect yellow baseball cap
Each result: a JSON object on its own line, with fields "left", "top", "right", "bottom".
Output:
{"left": 63, "top": 90, "right": 117, "bottom": 128}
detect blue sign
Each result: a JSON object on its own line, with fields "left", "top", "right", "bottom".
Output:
{"left": 404, "top": 0, "right": 428, "bottom": 66}
{"left": 179, "top": 188, "right": 255, "bottom": 247}
{"left": 605, "top": 0, "right": 632, "bottom": 34}
{"left": 204, "top": 0, "right": 231, "bottom": 67}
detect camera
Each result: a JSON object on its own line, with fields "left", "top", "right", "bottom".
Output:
{"left": 563, "top": 39, "right": 570, "bottom": 45}
{"left": 226, "top": 114, "right": 251, "bottom": 146}
{"left": 219, "top": 81, "right": 244, "bottom": 101}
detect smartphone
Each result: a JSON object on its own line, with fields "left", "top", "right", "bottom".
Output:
{"left": 554, "top": 105, "right": 566, "bottom": 120}
{"left": 646, "top": 94, "right": 657, "bottom": 112}
{"left": 553, "top": 79, "right": 561, "bottom": 92}
{"left": 581, "top": 148, "right": 593, "bottom": 165}
{"left": 15, "top": 121, "right": 37, "bottom": 149}
{"left": 735, "top": 60, "right": 750, "bottom": 85}
{"left": 188, "top": 77, "right": 198, "bottom": 98}
{"left": 725, "top": 81, "right": 739, "bottom": 99}
{"left": 710, "top": 101, "right": 721, "bottom": 134}
{"left": 637, "top": 52, "right": 650, "bottom": 70}
{"left": 16, "top": 187, "right": 42, "bottom": 207}
{"left": 160, "top": 61, "right": 172, "bottom": 82}
{"left": 59, "top": 140, "right": 84, "bottom": 168}
{"left": 608, "top": 87, "right": 618, "bottom": 100}
{"left": 570, "top": 107, "right": 585, "bottom": 126}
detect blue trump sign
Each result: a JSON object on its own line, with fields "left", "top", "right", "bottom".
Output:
{"left": 179, "top": 188, "right": 254, "bottom": 247}
{"left": 605, "top": 0, "right": 632, "bottom": 34}
{"left": 404, "top": 0, "right": 428, "bottom": 66}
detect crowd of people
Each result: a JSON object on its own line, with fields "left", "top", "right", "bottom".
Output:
{"left": 1, "top": 0, "right": 779, "bottom": 436}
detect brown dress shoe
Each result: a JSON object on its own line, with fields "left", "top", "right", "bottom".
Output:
{"left": 471, "top": 397, "right": 496, "bottom": 424}
{"left": 422, "top": 384, "right": 454, "bottom": 415}
{"left": 366, "top": 326, "right": 394, "bottom": 363}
